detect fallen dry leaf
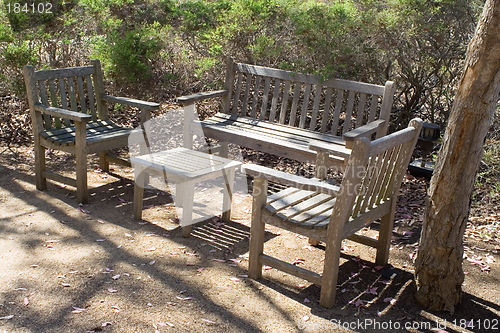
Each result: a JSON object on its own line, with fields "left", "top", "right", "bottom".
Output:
{"left": 71, "top": 306, "right": 86, "bottom": 313}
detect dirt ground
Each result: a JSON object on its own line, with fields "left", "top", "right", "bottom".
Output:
{"left": 0, "top": 144, "right": 499, "bottom": 333}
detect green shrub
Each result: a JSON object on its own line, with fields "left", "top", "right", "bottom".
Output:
{"left": 91, "top": 23, "right": 162, "bottom": 82}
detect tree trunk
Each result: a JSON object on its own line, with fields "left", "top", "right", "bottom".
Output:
{"left": 414, "top": 0, "right": 500, "bottom": 313}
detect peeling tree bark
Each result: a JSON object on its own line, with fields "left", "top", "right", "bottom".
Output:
{"left": 414, "top": 0, "right": 500, "bottom": 313}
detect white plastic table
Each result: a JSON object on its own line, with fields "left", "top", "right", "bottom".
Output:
{"left": 131, "top": 148, "right": 242, "bottom": 237}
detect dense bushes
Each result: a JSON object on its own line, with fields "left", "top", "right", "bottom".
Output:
{"left": 0, "top": 0, "right": 485, "bottom": 128}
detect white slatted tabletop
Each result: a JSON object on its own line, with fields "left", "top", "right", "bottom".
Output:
{"left": 130, "top": 148, "right": 241, "bottom": 181}
{"left": 131, "top": 148, "right": 242, "bottom": 237}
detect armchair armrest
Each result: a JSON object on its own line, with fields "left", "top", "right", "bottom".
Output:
{"left": 102, "top": 95, "right": 160, "bottom": 110}
{"left": 176, "top": 90, "right": 228, "bottom": 106}
{"left": 343, "top": 119, "right": 386, "bottom": 142}
{"left": 34, "top": 105, "right": 92, "bottom": 122}
{"left": 241, "top": 164, "right": 340, "bottom": 197}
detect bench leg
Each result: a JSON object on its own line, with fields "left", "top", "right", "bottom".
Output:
{"left": 99, "top": 151, "right": 109, "bottom": 172}
{"left": 34, "top": 141, "right": 47, "bottom": 190}
{"left": 248, "top": 177, "right": 268, "bottom": 280}
{"left": 375, "top": 202, "right": 397, "bottom": 266}
{"left": 319, "top": 229, "right": 343, "bottom": 308}
{"left": 180, "top": 180, "right": 195, "bottom": 237}
{"left": 133, "top": 169, "right": 147, "bottom": 220}
{"left": 219, "top": 142, "right": 229, "bottom": 158}
{"left": 221, "top": 168, "right": 235, "bottom": 222}
{"left": 75, "top": 122, "right": 88, "bottom": 204}
{"left": 308, "top": 151, "right": 328, "bottom": 245}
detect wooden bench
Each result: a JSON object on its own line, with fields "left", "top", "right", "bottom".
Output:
{"left": 24, "top": 60, "right": 160, "bottom": 203}
{"left": 177, "top": 59, "right": 395, "bottom": 172}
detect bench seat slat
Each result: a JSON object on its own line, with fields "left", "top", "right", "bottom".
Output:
{"left": 209, "top": 113, "right": 346, "bottom": 146}
{"left": 41, "top": 120, "right": 132, "bottom": 145}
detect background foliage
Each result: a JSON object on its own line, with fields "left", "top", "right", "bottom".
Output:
{"left": 0, "top": 0, "right": 488, "bottom": 130}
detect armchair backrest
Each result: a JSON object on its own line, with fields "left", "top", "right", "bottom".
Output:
{"left": 24, "top": 60, "right": 107, "bottom": 132}
{"left": 331, "top": 118, "right": 423, "bottom": 238}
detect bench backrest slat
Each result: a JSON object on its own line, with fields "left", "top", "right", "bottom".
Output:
{"left": 226, "top": 61, "right": 395, "bottom": 138}
{"left": 279, "top": 80, "right": 291, "bottom": 124}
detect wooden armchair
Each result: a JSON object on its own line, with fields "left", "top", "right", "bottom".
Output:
{"left": 241, "top": 118, "right": 423, "bottom": 308}
{"left": 23, "top": 60, "right": 160, "bottom": 203}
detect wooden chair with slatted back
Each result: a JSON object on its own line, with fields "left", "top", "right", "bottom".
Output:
{"left": 23, "top": 60, "right": 160, "bottom": 203}
{"left": 241, "top": 118, "right": 423, "bottom": 308}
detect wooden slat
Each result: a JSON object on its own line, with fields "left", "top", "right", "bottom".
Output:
{"left": 207, "top": 113, "right": 345, "bottom": 145}
{"left": 265, "top": 190, "right": 316, "bottom": 214}
{"left": 352, "top": 155, "right": 376, "bottom": 217}
{"left": 47, "top": 79, "right": 61, "bottom": 128}
{"left": 67, "top": 77, "right": 78, "bottom": 112}
{"left": 221, "top": 58, "right": 235, "bottom": 113}
{"left": 342, "top": 90, "right": 356, "bottom": 134}
{"left": 259, "top": 254, "right": 322, "bottom": 286}
{"left": 59, "top": 78, "right": 70, "bottom": 126}
{"left": 241, "top": 73, "right": 252, "bottom": 115}
{"left": 279, "top": 80, "right": 291, "bottom": 124}
{"left": 250, "top": 76, "right": 262, "bottom": 118}
{"left": 267, "top": 187, "right": 300, "bottom": 205}
{"left": 259, "top": 77, "right": 271, "bottom": 120}
{"left": 288, "top": 83, "right": 301, "bottom": 126}
{"left": 360, "top": 154, "right": 385, "bottom": 213}
{"left": 320, "top": 87, "right": 333, "bottom": 133}
{"left": 309, "top": 85, "right": 322, "bottom": 131}
{"left": 376, "top": 146, "right": 401, "bottom": 205}
{"left": 355, "top": 93, "right": 367, "bottom": 128}
{"left": 331, "top": 89, "right": 344, "bottom": 136}
{"left": 269, "top": 78, "right": 281, "bottom": 122}
{"left": 86, "top": 74, "right": 97, "bottom": 122}
{"left": 231, "top": 72, "right": 243, "bottom": 114}
{"left": 77, "top": 75, "right": 87, "bottom": 115}
{"left": 38, "top": 80, "right": 52, "bottom": 129}
{"left": 33, "top": 66, "right": 95, "bottom": 81}
{"left": 276, "top": 193, "right": 332, "bottom": 221}
{"left": 299, "top": 84, "right": 311, "bottom": 128}
{"left": 287, "top": 197, "right": 336, "bottom": 224}
{"left": 369, "top": 95, "right": 378, "bottom": 122}
{"left": 42, "top": 170, "right": 77, "bottom": 187}
{"left": 347, "top": 233, "right": 379, "bottom": 249}
{"left": 234, "top": 62, "right": 385, "bottom": 95}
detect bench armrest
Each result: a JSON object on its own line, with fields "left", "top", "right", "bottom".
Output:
{"left": 241, "top": 164, "right": 340, "bottom": 197}
{"left": 102, "top": 95, "right": 160, "bottom": 110}
{"left": 34, "top": 105, "right": 92, "bottom": 122}
{"left": 343, "top": 119, "right": 386, "bottom": 142}
{"left": 176, "top": 90, "right": 228, "bottom": 106}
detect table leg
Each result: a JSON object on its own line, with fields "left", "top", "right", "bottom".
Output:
{"left": 175, "top": 182, "right": 184, "bottom": 208}
{"left": 133, "top": 169, "right": 148, "bottom": 220}
{"left": 221, "top": 168, "right": 236, "bottom": 222}
{"left": 181, "top": 180, "right": 195, "bottom": 237}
